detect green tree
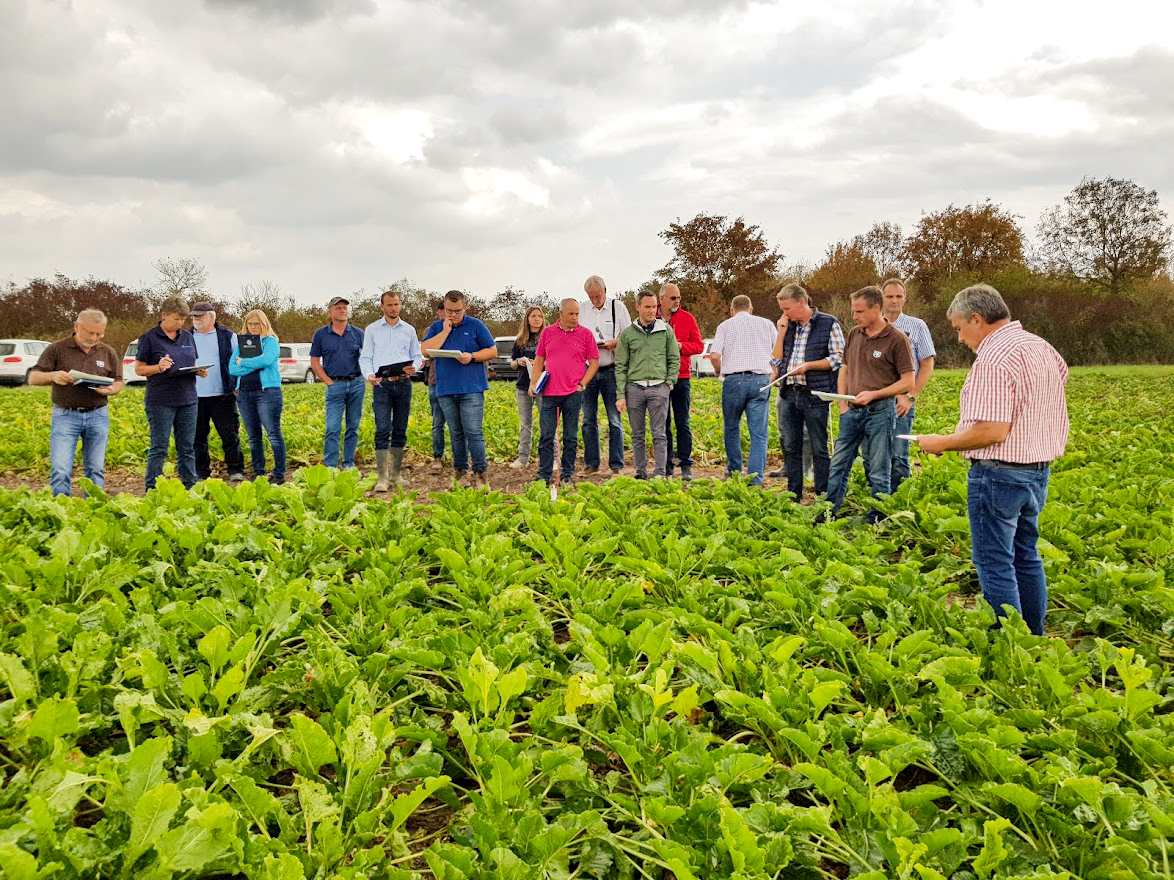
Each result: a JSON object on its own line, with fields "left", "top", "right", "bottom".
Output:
{"left": 1036, "top": 176, "right": 1172, "bottom": 296}
{"left": 902, "top": 201, "right": 1025, "bottom": 291}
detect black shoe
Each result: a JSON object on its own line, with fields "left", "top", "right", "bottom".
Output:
{"left": 681, "top": 466, "right": 693, "bottom": 482}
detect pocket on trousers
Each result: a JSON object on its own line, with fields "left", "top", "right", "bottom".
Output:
{"left": 987, "top": 472, "right": 1033, "bottom": 520}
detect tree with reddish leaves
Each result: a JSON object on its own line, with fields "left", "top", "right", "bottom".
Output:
{"left": 655, "top": 213, "right": 785, "bottom": 333}
{"left": 1036, "top": 176, "right": 1172, "bottom": 296}
{"left": 902, "top": 201, "right": 1025, "bottom": 291}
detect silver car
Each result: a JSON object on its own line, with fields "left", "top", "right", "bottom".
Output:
{"left": 691, "top": 338, "right": 717, "bottom": 378}
{"left": 278, "top": 343, "right": 316, "bottom": 383}
{"left": 0, "top": 339, "right": 51, "bottom": 385}
{"left": 121, "top": 340, "right": 146, "bottom": 384}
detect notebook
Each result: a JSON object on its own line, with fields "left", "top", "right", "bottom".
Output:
{"left": 238, "top": 334, "right": 263, "bottom": 359}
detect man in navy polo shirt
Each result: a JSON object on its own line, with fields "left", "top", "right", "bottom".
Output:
{"left": 310, "top": 296, "right": 366, "bottom": 469}
{"left": 421, "top": 290, "right": 497, "bottom": 489}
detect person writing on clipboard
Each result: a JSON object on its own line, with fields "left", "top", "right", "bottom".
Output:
{"left": 134, "top": 295, "right": 208, "bottom": 492}
{"left": 421, "top": 290, "right": 497, "bottom": 489}
{"left": 360, "top": 290, "right": 423, "bottom": 491}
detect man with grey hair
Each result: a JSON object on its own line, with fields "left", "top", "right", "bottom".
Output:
{"left": 30, "top": 309, "right": 125, "bottom": 496}
{"left": 190, "top": 301, "right": 245, "bottom": 483}
{"left": 881, "top": 278, "right": 936, "bottom": 493}
{"left": 919, "top": 284, "right": 1068, "bottom": 636}
{"left": 578, "top": 275, "right": 631, "bottom": 474}
{"left": 768, "top": 282, "right": 845, "bottom": 500}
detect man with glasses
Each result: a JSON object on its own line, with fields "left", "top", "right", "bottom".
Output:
{"left": 422, "top": 290, "right": 497, "bottom": 489}
{"left": 658, "top": 283, "right": 704, "bottom": 481}
{"left": 311, "top": 296, "right": 366, "bottom": 470}
{"left": 578, "top": 275, "right": 631, "bottom": 475}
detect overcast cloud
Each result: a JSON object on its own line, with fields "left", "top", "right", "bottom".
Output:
{"left": 2, "top": 0, "right": 1171, "bottom": 306}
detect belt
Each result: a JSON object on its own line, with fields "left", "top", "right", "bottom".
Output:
{"left": 725, "top": 370, "right": 768, "bottom": 377}
{"left": 329, "top": 373, "right": 360, "bottom": 381}
{"left": 971, "top": 458, "right": 1049, "bottom": 471}
{"left": 378, "top": 375, "right": 410, "bottom": 383}
{"left": 596, "top": 363, "right": 615, "bottom": 370}
{"left": 59, "top": 405, "right": 104, "bottom": 413}
{"left": 849, "top": 398, "right": 894, "bottom": 411}
{"left": 633, "top": 380, "right": 665, "bottom": 388}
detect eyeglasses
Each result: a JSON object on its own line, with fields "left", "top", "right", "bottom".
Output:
{"left": 444, "top": 308, "right": 465, "bottom": 316}
{"left": 667, "top": 296, "right": 681, "bottom": 301}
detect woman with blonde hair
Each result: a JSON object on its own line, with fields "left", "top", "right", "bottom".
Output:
{"left": 228, "top": 309, "right": 286, "bottom": 483}
{"left": 509, "top": 306, "right": 548, "bottom": 469}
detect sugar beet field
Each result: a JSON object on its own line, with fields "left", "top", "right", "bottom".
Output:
{"left": 1, "top": 368, "right": 1173, "bottom": 880}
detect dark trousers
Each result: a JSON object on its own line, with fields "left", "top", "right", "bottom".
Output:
{"left": 538, "top": 391, "right": 583, "bottom": 483}
{"left": 581, "top": 365, "right": 624, "bottom": 470}
{"left": 665, "top": 378, "right": 692, "bottom": 473}
{"left": 778, "top": 386, "right": 831, "bottom": 499}
{"left": 195, "top": 393, "right": 244, "bottom": 478}
{"left": 373, "top": 380, "right": 412, "bottom": 450}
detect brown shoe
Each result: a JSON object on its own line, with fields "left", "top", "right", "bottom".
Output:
{"left": 474, "top": 471, "right": 490, "bottom": 490}
{"left": 430, "top": 458, "right": 444, "bottom": 473}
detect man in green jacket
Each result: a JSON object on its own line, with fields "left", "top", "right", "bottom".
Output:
{"left": 616, "top": 291, "right": 681, "bottom": 479}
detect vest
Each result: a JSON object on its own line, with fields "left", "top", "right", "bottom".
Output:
{"left": 214, "top": 323, "right": 236, "bottom": 392}
{"left": 782, "top": 310, "right": 840, "bottom": 393}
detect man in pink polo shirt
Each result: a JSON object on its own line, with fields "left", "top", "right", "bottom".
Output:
{"left": 529, "top": 298, "right": 600, "bottom": 486}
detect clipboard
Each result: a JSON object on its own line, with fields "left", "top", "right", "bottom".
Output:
{"left": 376, "top": 361, "right": 412, "bottom": 378}
{"left": 176, "top": 364, "right": 213, "bottom": 375}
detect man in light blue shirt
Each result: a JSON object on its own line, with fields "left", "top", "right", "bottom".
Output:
{"left": 882, "top": 279, "right": 936, "bottom": 494}
{"left": 360, "top": 290, "right": 423, "bottom": 490}
{"left": 190, "top": 302, "right": 245, "bottom": 482}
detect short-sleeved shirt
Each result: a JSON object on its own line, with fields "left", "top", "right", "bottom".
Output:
{"left": 841, "top": 321, "right": 914, "bottom": 396}
{"left": 35, "top": 337, "right": 120, "bottom": 410}
{"left": 137, "top": 324, "right": 199, "bottom": 407}
{"left": 310, "top": 324, "right": 364, "bottom": 379}
{"left": 959, "top": 321, "right": 1069, "bottom": 464}
{"left": 892, "top": 313, "right": 936, "bottom": 377}
{"left": 424, "top": 316, "right": 495, "bottom": 396}
{"left": 535, "top": 324, "right": 600, "bottom": 396}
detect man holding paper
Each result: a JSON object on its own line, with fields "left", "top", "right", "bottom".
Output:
{"left": 190, "top": 301, "right": 246, "bottom": 484}
{"left": 529, "top": 298, "right": 599, "bottom": 487}
{"left": 29, "top": 309, "right": 124, "bottom": 496}
{"left": 422, "top": 290, "right": 497, "bottom": 489}
{"left": 918, "top": 284, "right": 1069, "bottom": 636}
{"left": 768, "top": 283, "right": 844, "bottom": 501}
{"left": 360, "top": 290, "right": 423, "bottom": 491}
{"left": 824, "top": 286, "right": 914, "bottom": 520}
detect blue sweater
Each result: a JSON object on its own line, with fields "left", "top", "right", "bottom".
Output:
{"left": 228, "top": 335, "right": 282, "bottom": 389}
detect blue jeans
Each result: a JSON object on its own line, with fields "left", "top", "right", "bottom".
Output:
{"left": 582, "top": 366, "right": 624, "bottom": 470}
{"left": 438, "top": 393, "right": 487, "bottom": 475}
{"left": 826, "top": 398, "right": 895, "bottom": 514}
{"left": 665, "top": 378, "right": 692, "bottom": 473}
{"left": 538, "top": 391, "right": 582, "bottom": 483}
{"left": 49, "top": 405, "right": 110, "bottom": 496}
{"left": 891, "top": 403, "right": 916, "bottom": 493}
{"left": 323, "top": 377, "right": 365, "bottom": 468}
{"left": 239, "top": 387, "right": 286, "bottom": 481}
{"left": 429, "top": 382, "right": 447, "bottom": 459}
{"left": 146, "top": 402, "right": 198, "bottom": 490}
{"left": 968, "top": 461, "right": 1050, "bottom": 635}
{"left": 372, "top": 380, "right": 412, "bottom": 450}
{"left": 778, "top": 387, "right": 831, "bottom": 499}
{"left": 721, "top": 374, "right": 770, "bottom": 485}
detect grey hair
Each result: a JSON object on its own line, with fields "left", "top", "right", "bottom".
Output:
{"left": 659, "top": 282, "right": 680, "bottom": 296}
{"left": 731, "top": 295, "right": 752, "bottom": 311}
{"left": 776, "top": 282, "right": 809, "bottom": 305}
{"left": 583, "top": 275, "right": 606, "bottom": 294}
{"left": 947, "top": 284, "right": 1010, "bottom": 323}
{"left": 159, "top": 295, "right": 190, "bottom": 318}
{"left": 76, "top": 309, "right": 108, "bottom": 325}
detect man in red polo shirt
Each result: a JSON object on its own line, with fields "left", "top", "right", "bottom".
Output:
{"left": 919, "top": 284, "right": 1068, "bottom": 636}
{"left": 658, "top": 283, "right": 704, "bottom": 481}
{"left": 529, "top": 298, "right": 600, "bottom": 486}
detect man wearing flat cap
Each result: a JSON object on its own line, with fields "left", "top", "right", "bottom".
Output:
{"left": 189, "top": 301, "right": 245, "bottom": 483}
{"left": 310, "top": 296, "right": 366, "bottom": 469}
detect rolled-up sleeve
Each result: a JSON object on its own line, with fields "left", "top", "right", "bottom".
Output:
{"left": 827, "top": 323, "right": 846, "bottom": 369}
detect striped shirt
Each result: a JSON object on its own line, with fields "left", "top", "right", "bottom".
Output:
{"left": 959, "top": 321, "right": 1069, "bottom": 463}
{"left": 892, "top": 313, "right": 936, "bottom": 377}
{"left": 785, "top": 316, "right": 846, "bottom": 386}
{"left": 712, "top": 311, "right": 775, "bottom": 376}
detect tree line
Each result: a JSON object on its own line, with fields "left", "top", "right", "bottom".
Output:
{"left": 2, "top": 176, "right": 1170, "bottom": 367}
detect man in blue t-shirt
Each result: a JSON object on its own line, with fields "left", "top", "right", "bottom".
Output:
{"left": 421, "top": 290, "right": 497, "bottom": 489}
{"left": 310, "top": 296, "right": 366, "bottom": 469}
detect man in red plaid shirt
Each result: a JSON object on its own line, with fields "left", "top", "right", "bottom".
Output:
{"left": 919, "top": 284, "right": 1069, "bottom": 636}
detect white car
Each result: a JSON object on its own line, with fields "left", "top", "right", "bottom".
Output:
{"left": 691, "top": 338, "right": 717, "bottom": 378}
{"left": 121, "top": 340, "right": 146, "bottom": 384}
{"left": 0, "top": 339, "right": 51, "bottom": 385}
{"left": 278, "top": 343, "right": 316, "bottom": 383}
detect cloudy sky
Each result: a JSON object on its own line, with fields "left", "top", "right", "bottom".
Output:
{"left": 2, "top": 0, "right": 1172, "bottom": 306}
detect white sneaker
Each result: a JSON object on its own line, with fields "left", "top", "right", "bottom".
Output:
{"left": 509, "top": 459, "right": 527, "bottom": 470}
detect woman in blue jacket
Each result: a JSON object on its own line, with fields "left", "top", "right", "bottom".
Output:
{"left": 229, "top": 309, "right": 286, "bottom": 483}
